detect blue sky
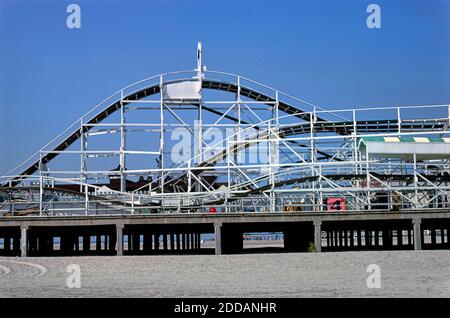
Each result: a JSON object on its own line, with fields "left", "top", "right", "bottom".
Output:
{"left": 0, "top": 0, "right": 449, "bottom": 175}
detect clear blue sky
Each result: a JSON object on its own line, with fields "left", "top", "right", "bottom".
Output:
{"left": 0, "top": 0, "right": 449, "bottom": 175}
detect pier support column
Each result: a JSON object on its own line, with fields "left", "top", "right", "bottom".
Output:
{"left": 20, "top": 226, "right": 28, "bottom": 257}
{"left": 163, "top": 234, "right": 168, "bottom": 251}
{"left": 132, "top": 234, "right": 140, "bottom": 253}
{"left": 214, "top": 222, "right": 222, "bottom": 255}
{"left": 96, "top": 235, "right": 102, "bottom": 252}
{"left": 154, "top": 234, "right": 160, "bottom": 251}
{"left": 13, "top": 235, "right": 20, "bottom": 254}
{"left": 382, "top": 229, "right": 391, "bottom": 248}
{"left": 350, "top": 229, "right": 354, "bottom": 247}
{"left": 108, "top": 232, "right": 115, "bottom": 253}
{"left": 4, "top": 237, "right": 11, "bottom": 252}
{"left": 193, "top": 233, "right": 197, "bottom": 250}
{"left": 397, "top": 229, "right": 403, "bottom": 247}
{"left": 314, "top": 221, "right": 322, "bottom": 252}
{"left": 126, "top": 235, "right": 132, "bottom": 252}
{"left": 170, "top": 233, "right": 175, "bottom": 251}
{"left": 143, "top": 233, "right": 152, "bottom": 253}
{"left": 413, "top": 219, "right": 422, "bottom": 251}
{"left": 366, "top": 230, "right": 372, "bottom": 247}
{"left": 176, "top": 234, "right": 181, "bottom": 250}
{"left": 442, "top": 228, "right": 447, "bottom": 247}
{"left": 431, "top": 229, "right": 437, "bottom": 247}
{"left": 374, "top": 231, "right": 379, "bottom": 247}
{"left": 116, "top": 224, "right": 124, "bottom": 256}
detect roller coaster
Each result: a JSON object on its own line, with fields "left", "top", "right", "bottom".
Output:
{"left": 1, "top": 43, "right": 449, "bottom": 217}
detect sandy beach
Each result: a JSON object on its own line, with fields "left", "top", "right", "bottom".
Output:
{"left": 1, "top": 250, "right": 449, "bottom": 298}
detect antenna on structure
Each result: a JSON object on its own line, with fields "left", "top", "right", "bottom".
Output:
{"left": 196, "top": 41, "right": 206, "bottom": 78}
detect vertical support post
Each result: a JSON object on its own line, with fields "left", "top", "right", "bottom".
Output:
{"left": 39, "top": 153, "right": 43, "bottom": 216}
{"left": 194, "top": 61, "right": 204, "bottom": 198}
{"left": 4, "top": 237, "right": 11, "bottom": 251}
{"left": 120, "top": 89, "right": 127, "bottom": 193}
{"left": 154, "top": 234, "right": 160, "bottom": 251}
{"left": 310, "top": 109, "right": 318, "bottom": 211}
{"left": 187, "top": 162, "right": 192, "bottom": 207}
{"left": 228, "top": 75, "right": 243, "bottom": 210}
{"left": 163, "top": 234, "right": 168, "bottom": 250}
{"left": 127, "top": 234, "right": 132, "bottom": 252}
{"left": 80, "top": 118, "right": 88, "bottom": 193}
{"left": 83, "top": 234, "right": 90, "bottom": 255}
{"left": 352, "top": 109, "right": 358, "bottom": 172}
{"left": 132, "top": 234, "right": 140, "bottom": 253}
{"left": 318, "top": 166, "right": 323, "bottom": 211}
{"left": 226, "top": 142, "right": 231, "bottom": 213}
{"left": 366, "top": 148, "right": 371, "bottom": 210}
{"left": 268, "top": 91, "right": 280, "bottom": 213}
{"left": 413, "top": 153, "right": 418, "bottom": 209}
{"left": 85, "top": 183, "right": 89, "bottom": 215}
{"left": 314, "top": 220, "right": 322, "bottom": 252}
{"left": 374, "top": 230, "right": 379, "bottom": 247}
{"left": 413, "top": 218, "right": 422, "bottom": 250}
{"left": 96, "top": 234, "right": 102, "bottom": 251}
{"left": 143, "top": 233, "right": 152, "bottom": 253}
{"left": 116, "top": 224, "right": 124, "bottom": 256}
{"left": 214, "top": 222, "right": 222, "bottom": 255}
{"left": 431, "top": 228, "right": 436, "bottom": 247}
{"left": 21, "top": 225, "right": 28, "bottom": 257}
{"left": 382, "top": 228, "right": 390, "bottom": 248}
{"left": 195, "top": 42, "right": 204, "bottom": 166}
{"left": 176, "top": 233, "right": 181, "bottom": 250}
{"left": 159, "top": 75, "right": 165, "bottom": 209}
{"left": 170, "top": 233, "right": 175, "bottom": 251}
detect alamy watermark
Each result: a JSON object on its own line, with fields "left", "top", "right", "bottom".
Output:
{"left": 66, "top": 4, "right": 81, "bottom": 29}
{"left": 66, "top": 264, "right": 81, "bottom": 289}
{"left": 366, "top": 4, "right": 381, "bottom": 29}
{"left": 366, "top": 264, "right": 381, "bottom": 288}
{"left": 170, "top": 122, "right": 279, "bottom": 167}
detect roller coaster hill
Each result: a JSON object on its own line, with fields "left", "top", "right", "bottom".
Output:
{"left": 1, "top": 43, "right": 449, "bottom": 217}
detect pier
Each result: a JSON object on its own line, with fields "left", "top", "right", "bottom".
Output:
{"left": 1, "top": 209, "right": 449, "bottom": 257}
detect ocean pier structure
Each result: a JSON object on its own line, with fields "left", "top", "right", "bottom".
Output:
{"left": 1, "top": 43, "right": 449, "bottom": 256}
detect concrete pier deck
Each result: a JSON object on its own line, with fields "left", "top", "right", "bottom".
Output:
{"left": 0, "top": 209, "right": 449, "bottom": 257}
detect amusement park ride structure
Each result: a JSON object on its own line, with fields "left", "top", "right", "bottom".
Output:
{"left": 1, "top": 43, "right": 449, "bottom": 217}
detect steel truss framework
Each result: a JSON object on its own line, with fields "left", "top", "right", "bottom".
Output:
{"left": 1, "top": 49, "right": 449, "bottom": 216}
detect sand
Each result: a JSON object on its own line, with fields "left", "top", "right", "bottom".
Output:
{"left": 1, "top": 250, "right": 449, "bottom": 297}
